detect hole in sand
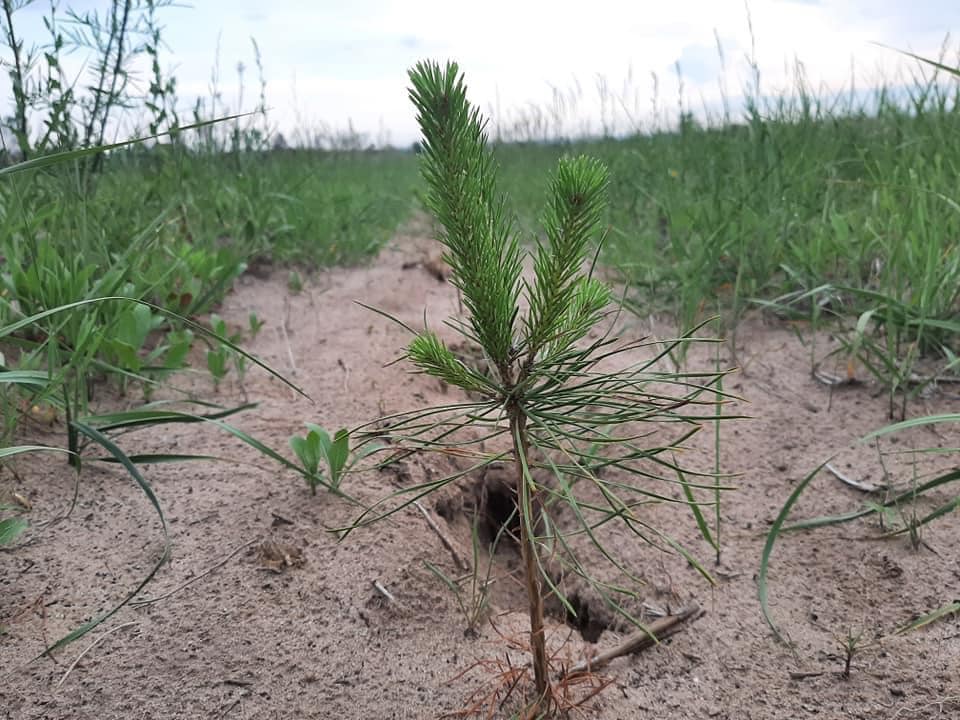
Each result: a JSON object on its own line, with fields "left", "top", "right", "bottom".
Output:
{"left": 478, "top": 478, "right": 520, "bottom": 548}
{"left": 472, "top": 472, "right": 613, "bottom": 643}
{"left": 560, "top": 591, "right": 608, "bottom": 643}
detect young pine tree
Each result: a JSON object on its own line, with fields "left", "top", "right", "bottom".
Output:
{"left": 353, "top": 60, "right": 728, "bottom": 715}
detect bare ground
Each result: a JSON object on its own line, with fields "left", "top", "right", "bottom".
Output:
{"left": 2, "top": 220, "right": 959, "bottom": 719}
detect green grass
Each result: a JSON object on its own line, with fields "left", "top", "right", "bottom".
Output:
{"left": 97, "top": 146, "right": 420, "bottom": 266}
{"left": 497, "top": 91, "right": 960, "bottom": 321}
{"left": 5, "top": 66, "right": 958, "bottom": 438}
{"left": 488, "top": 72, "right": 960, "bottom": 400}
{"left": 0, "top": 146, "right": 418, "bottom": 416}
{"left": 4, "top": 144, "right": 419, "bottom": 272}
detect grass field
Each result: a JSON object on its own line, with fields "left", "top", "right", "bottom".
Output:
{"left": 1, "top": 41, "right": 958, "bottom": 464}
{"left": 12, "top": 74, "right": 960, "bottom": 348}
{"left": 499, "top": 84, "right": 960, "bottom": 357}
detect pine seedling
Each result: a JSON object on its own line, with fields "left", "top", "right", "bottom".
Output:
{"left": 349, "top": 60, "right": 731, "bottom": 715}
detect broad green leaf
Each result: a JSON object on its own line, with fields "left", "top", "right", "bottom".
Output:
{"left": 289, "top": 434, "right": 320, "bottom": 477}
{"left": 0, "top": 517, "right": 28, "bottom": 546}
{"left": 325, "top": 429, "right": 351, "bottom": 487}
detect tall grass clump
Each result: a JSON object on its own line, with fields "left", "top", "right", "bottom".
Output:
{"left": 490, "top": 47, "right": 960, "bottom": 396}
{"left": 0, "top": 139, "right": 365, "bottom": 654}
{"left": 759, "top": 49, "right": 960, "bottom": 665}
{"left": 348, "top": 60, "right": 731, "bottom": 715}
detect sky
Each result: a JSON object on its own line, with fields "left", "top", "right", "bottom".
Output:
{"left": 4, "top": 0, "right": 960, "bottom": 147}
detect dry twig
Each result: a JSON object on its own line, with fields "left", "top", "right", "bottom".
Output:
{"left": 825, "top": 462, "right": 886, "bottom": 493}
{"left": 789, "top": 670, "right": 827, "bottom": 680}
{"left": 564, "top": 603, "right": 704, "bottom": 676}
{"left": 372, "top": 579, "right": 400, "bottom": 606}
{"left": 414, "top": 499, "right": 469, "bottom": 571}
{"left": 130, "top": 538, "right": 258, "bottom": 607}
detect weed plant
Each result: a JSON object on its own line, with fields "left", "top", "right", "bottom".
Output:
{"left": 0, "top": 136, "right": 353, "bottom": 659}
{"left": 758, "top": 409, "right": 960, "bottom": 665}
{"left": 0, "top": 2, "right": 411, "bottom": 657}
{"left": 424, "top": 513, "right": 497, "bottom": 637}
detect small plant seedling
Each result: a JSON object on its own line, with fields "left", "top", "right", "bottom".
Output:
{"left": 349, "top": 61, "right": 730, "bottom": 715}
{"left": 838, "top": 627, "right": 866, "bottom": 679}
{"left": 287, "top": 270, "right": 303, "bottom": 294}
{"left": 904, "top": 510, "right": 923, "bottom": 551}
{"left": 289, "top": 423, "right": 350, "bottom": 495}
{"left": 865, "top": 500, "right": 900, "bottom": 534}
{"left": 209, "top": 314, "right": 243, "bottom": 345}
{"left": 206, "top": 346, "right": 230, "bottom": 390}
{"left": 162, "top": 329, "right": 194, "bottom": 365}
{"left": 105, "top": 300, "right": 165, "bottom": 377}
{"left": 0, "top": 504, "right": 28, "bottom": 546}
{"left": 248, "top": 312, "right": 265, "bottom": 338}
{"left": 233, "top": 352, "right": 249, "bottom": 388}
{"left": 205, "top": 314, "right": 244, "bottom": 391}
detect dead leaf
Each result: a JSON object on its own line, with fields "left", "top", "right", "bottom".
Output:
{"left": 256, "top": 540, "right": 305, "bottom": 573}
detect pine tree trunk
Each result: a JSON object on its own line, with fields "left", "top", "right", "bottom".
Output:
{"left": 510, "top": 411, "right": 552, "bottom": 706}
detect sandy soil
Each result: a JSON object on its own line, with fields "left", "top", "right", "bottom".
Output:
{"left": 2, "top": 219, "right": 959, "bottom": 719}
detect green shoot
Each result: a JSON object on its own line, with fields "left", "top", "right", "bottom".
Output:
{"left": 838, "top": 627, "right": 866, "bottom": 679}
{"left": 424, "top": 513, "right": 495, "bottom": 637}
{"left": 288, "top": 270, "right": 303, "bottom": 294}
{"left": 289, "top": 424, "right": 351, "bottom": 495}
{"left": 248, "top": 312, "right": 266, "bottom": 338}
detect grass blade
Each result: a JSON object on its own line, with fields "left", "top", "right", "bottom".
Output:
{"left": 94, "top": 453, "right": 231, "bottom": 465}
{"left": 0, "top": 445, "right": 73, "bottom": 460}
{"left": 861, "top": 414, "right": 960, "bottom": 440}
{"left": 759, "top": 459, "right": 830, "bottom": 646}
{"left": 80, "top": 403, "right": 258, "bottom": 432}
{"left": 38, "top": 421, "right": 170, "bottom": 657}
{"left": 0, "top": 114, "right": 253, "bottom": 178}
{"left": 896, "top": 601, "right": 960, "bottom": 634}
